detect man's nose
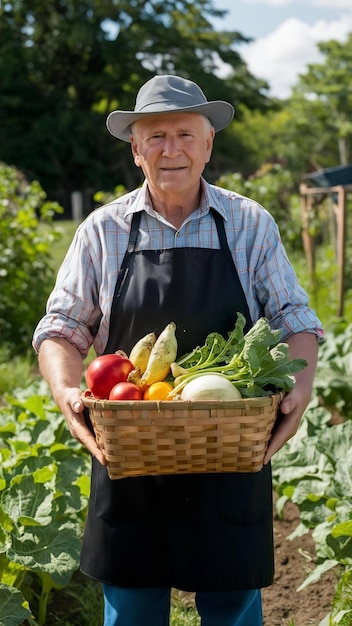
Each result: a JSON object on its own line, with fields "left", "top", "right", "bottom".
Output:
{"left": 162, "top": 136, "right": 179, "bottom": 156}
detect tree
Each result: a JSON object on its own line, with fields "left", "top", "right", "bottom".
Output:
{"left": 276, "top": 34, "right": 352, "bottom": 174}
{"left": 0, "top": 0, "right": 270, "bottom": 198}
{"left": 226, "top": 33, "right": 352, "bottom": 185}
{"left": 295, "top": 34, "right": 352, "bottom": 167}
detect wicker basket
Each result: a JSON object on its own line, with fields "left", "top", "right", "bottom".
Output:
{"left": 83, "top": 393, "right": 283, "bottom": 479}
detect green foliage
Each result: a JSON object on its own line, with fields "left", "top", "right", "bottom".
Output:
{"left": 0, "top": 383, "right": 91, "bottom": 625}
{"left": 0, "top": 347, "right": 34, "bottom": 397}
{"left": 93, "top": 184, "right": 128, "bottom": 207}
{"left": 170, "top": 603, "right": 200, "bottom": 625}
{"left": 1, "top": 0, "right": 352, "bottom": 200}
{"left": 0, "top": 164, "right": 63, "bottom": 356}
{"left": 295, "top": 34, "right": 352, "bottom": 166}
{"left": 43, "top": 572, "right": 104, "bottom": 626}
{"left": 228, "top": 34, "right": 352, "bottom": 182}
{"left": 173, "top": 312, "right": 307, "bottom": 398}
{"left": 225, "top": 105, "right": 296, "bottom": 180}
{"left": 313, "top": 319, "right": 352, "bottom": 419}
{"left": 330, "top": 569, "right": 352, "bottom": 626}
{"left": 272, "top": 321, "right": 352, "bottom": 625}
{"left": 0, "top": 584, "right": 31, "bottom": 626}
{"left": 0, "top": 0, "right": 270, "bottom": 193}
{"left": 216, "top": 165, "right": 352, "bottom": 325}
{"left": 217, "top": 164, "right": 300, "bottom": 245}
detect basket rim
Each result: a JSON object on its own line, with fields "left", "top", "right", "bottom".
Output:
{"left": 82, "top": 390, "right": 284, "bottom": 411}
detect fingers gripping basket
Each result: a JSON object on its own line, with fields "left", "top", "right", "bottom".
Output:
{"left": 83, "top": 393, "right": 283, "bottom": 479}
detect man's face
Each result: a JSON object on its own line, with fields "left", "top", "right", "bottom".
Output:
{"left": 130, "top": 112, "right": 214, "bottom": 199}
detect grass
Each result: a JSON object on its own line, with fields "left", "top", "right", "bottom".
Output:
{"left": 45, "top": 573, "right": 104, "bottom": 626}
{"left": 43, "top": 572, "right": 200, "bottom": 626}
{"left": 50, "top": 220, "right": 80, "bottom": 272}
{"left": 0, "top": 346, "right": 35, "bottom": 398}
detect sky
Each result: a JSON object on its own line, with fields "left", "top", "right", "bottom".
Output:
{"left": 210, "top": 0, "right": 352, "bottom": 98}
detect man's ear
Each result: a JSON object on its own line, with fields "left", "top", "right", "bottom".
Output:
{"left": 131, "top": 137, "right": 141, "bottom": 167}
{"left": 205, "top": 128, "right": 215, "bottom": 164}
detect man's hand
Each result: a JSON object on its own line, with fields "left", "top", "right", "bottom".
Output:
{"left": 38, "top": 338, "right": 106, "bottom": 466}
{"left": 263, "top": 331, "right": 319, "bottom": 465}
{"left": 263, "top": 386, "right": 308, "bottom": 464}
{"left": 60, "top": 387, "right": 106, "bottom": 466}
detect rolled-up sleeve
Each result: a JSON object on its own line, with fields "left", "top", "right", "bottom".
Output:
{"left": 33, "top": 228, "right": 103, "bottom": 358}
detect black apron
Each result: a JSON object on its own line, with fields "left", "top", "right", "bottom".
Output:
{"left": 80, "top": 209, "right": 274, "bottom": 591}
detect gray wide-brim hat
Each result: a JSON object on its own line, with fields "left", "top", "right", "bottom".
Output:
{"left": 106, "top": 74, "right": 235, "bottom": 142}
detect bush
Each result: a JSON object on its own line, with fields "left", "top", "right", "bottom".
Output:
{"left": 0, "top": 163, "right": 63, "bottom": 356}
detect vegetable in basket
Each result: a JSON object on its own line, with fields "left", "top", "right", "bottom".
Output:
{"left": 180, "top": 373, "right": 242, "bottom": 401}
{"left": 128, "top": 321, "right": 177, "bottom": 389}
{"left": 85, "top": 352, "right": 134, "bottom": 399}
{"left": 170, "top": 313, "right": 307, "bottom": 398}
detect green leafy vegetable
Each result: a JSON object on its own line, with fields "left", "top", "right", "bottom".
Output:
{"left": 171, "top": 313, "right": 307, "bottom": 397}
{"left": 0, "top": 383, "right": 91, "bottom": 625}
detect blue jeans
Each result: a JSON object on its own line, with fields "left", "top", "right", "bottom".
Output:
{"left": 103, "top": 584, "right": 263, "bottom": 626}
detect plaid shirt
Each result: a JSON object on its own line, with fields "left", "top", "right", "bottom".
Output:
{"left": 33, "top": 178, "right": 323, "bottom": 357}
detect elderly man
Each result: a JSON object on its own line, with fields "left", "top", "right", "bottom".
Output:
{"left": 33, "top": 74, "right": 323, "bottom": 626}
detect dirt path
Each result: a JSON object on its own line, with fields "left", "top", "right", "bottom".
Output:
{"left": 262, "top": 499, "right": 337, "bottom": 625}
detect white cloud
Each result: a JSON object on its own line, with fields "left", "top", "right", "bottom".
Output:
{"left": 243, "top": 0, "right": 352, "bottom": 7}
{"left": 241, "top": 14, "right": 352, "bottom": 98}
{"left": 312, "top": 0, "right": 352, "bottom": 7}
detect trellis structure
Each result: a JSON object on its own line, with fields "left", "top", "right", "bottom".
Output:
{"left": 300, "top": 179, "right": 351, "bottom": 317}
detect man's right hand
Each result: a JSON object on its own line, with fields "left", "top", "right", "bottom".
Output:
{"left": 37, "top": 338, "right": 107, "bottom": 466}
{"left": 61, "top": 387, "right": 107, "bottom": 466}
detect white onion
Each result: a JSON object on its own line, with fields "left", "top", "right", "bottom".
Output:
{"left": 181, "top": 374, "right": 242, "bottom": 401}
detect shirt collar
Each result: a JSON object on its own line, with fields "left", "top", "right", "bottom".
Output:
{"left": 124, "top": 177, "right": 227, "bottom": 221}
{"left": 200, "top": 178, "right": 228, "bottom": 221}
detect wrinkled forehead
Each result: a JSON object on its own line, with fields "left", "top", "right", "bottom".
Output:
{"left": 131, "top": 111, "right": 213, "bottom": 136}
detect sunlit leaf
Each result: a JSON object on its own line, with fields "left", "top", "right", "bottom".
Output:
{"left": 1, "top": 475, "right": 54, "bottom": 526}
{"left": 8, "top": 525, "right": 81, "bottom": 586}
{"left": 0, "top": 583, "right": 31, "bottom": 626}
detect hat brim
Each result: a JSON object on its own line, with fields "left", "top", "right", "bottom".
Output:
{"left": 106, "top": 101, "right": 234, "bottom": 142}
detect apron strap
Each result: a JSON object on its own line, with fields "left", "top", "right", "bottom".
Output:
{"left": 127, "top": 211, "right": 142, "bottom": 253}
{"left": 211, "top": 208, "right": 253, "bottom": 329}
{"left": 211, "top": 208, "right": 233, "bottom": 262}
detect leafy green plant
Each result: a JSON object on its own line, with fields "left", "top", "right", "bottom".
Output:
{"left": 0, "top": 163, "right": 63, "bottom": 356}
{"left": 313, "top": 319, "right": 352, "bottom": 419}
{"left": 330, "top": 569, "right": 352, "bottom": 626}
{"left": 0, "top": 584, "right": 32, "bottom": 626}
{"left": 272, "top": 322, "right": 352, "bottom": 625}
{"left": 0, "top": 383, "right": 90, "bottom": 625}
{"left": 172, "top": 313, "right": 307, "bottom": 397}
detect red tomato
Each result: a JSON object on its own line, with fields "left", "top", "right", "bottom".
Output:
{"left": 109, "top": 382, "right": 143, "bottom": 401}
{"left": 85, "top": 353, "right": 134, "bottom": 399}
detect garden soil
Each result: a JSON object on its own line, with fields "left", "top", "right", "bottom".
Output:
{"left": 261, "top": 497, "right": 337, "bottom": 625}
{"left": 176, "top": 496, "right": 338, "bottom": 626}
